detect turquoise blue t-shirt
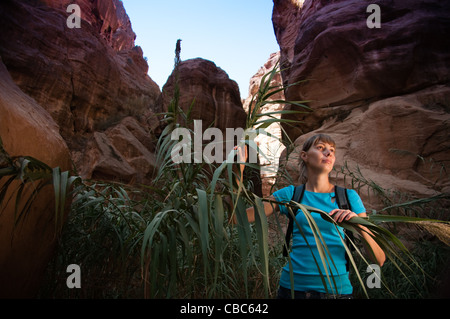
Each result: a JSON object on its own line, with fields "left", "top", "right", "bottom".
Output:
{"left": 273, "top": 185, "right": 366, "bottom": 294}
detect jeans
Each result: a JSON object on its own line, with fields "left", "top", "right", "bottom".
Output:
{"left": 277, "top": 286, "right": 353, "bottom": 299}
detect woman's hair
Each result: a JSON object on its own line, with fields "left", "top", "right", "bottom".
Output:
{"left": 298, "top": 133, "right": 336, "bottom": 184}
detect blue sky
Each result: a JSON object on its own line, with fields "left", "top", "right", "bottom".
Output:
{"left": 121, "top": 0, "right": 280, "bottom": 98}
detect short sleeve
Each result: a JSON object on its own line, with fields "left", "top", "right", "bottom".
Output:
{"left": 272, "top": 185, "right": 295, "bottom": 216}
{"left": 347, "top": 189, "right": 366, "bottom": 215}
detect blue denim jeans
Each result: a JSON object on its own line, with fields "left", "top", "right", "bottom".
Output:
{"left": 277, "top": 286, "right": 353, "bottom": 299}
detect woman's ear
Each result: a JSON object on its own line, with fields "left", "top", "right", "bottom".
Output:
{"left": 300, "top": 150, "right": 307, "bottom": 162}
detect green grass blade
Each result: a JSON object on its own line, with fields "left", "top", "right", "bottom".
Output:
{"left": 253, "top": 195, "right": 270, "bottom": 298}
{"left": 196, "top": 188, "right": 210, "bottom": 284}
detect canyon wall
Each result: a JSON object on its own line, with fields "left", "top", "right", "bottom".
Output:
{"left": 0, "top": 0, "right": 248, "bottom": 185}
{"left": 0, "top": 0, "right": 248, "bottom": 297}
{"left": 0, "top": 0, "right": 161, "bottom": 184}
{"left": 271, "top": 0, "right": 450, "bottom": 208}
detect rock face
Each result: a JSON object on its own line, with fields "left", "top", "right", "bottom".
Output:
{"left": 77, "top": 116, "right": 158, "bottom": 184}
{"left": 158, "top": 58, "right": 265, "bottom": 194}
{"left": 158, "top": 58, "right": 248, "bottom": 164}
{"left": 0, "top": 0, "right": 161, "bottom": 184}
{"left": 54, "top": 0, "right": 138, "bottom": 52}
{"left": 159, "top": 58, "right": 247, "bottom": 133}
{"left": 0, "top": 57, "right": 72, "bottom": 298}
{"left": 0, "top": 0, "right": 257, "bottom": 297}
{"left": 272, "top": 0, "right": 450, "bottom": 206}
{"left": 0, "top": 0, "right": 161, "bottom": 296}
{"left": 274, "top": 0, "right": 450, "bottom": 138}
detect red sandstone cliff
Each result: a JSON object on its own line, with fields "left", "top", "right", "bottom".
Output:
{"left": 159, "top": 58, "right": 247, "bottom": 133}
{"left": 0, "top": 0, "right": 161, "bottom": 184}
{"left": 271, "top": 0, "right": 450, "bottom": 204}
{"left": 0, "top": 1, "right": 253, "bottom": 297}
{"left": 0, "top": 0, "right": 161, "bottom": 296}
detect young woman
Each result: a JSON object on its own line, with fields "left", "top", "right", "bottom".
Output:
{"left": 234, "top": 133, "right": 385, "bottom": 299}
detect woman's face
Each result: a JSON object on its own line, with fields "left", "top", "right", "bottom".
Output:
{"left": 301, "top": 141, "right": 336, "bottom": 173}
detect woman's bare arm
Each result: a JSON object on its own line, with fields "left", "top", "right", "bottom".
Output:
{"left": 330, "top": 209, "right": 386, "bottom": 266}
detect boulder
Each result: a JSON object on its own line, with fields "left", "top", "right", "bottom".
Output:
{"left": 158, "top": 58, "right": 248, "bottom": 164}
{"left": 76, "top": 116, "right": 158, "bottom": 184}
{"left": 157, "top": 58, "right": 263, "bottom": 194}
{"left": 159, "top": 58, "right": 247, "bottom": 133}
{"left": 0, "top": 57, "right": 71, "bottom": 298}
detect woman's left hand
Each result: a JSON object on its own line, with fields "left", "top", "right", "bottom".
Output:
{"left": 329, "top": 209, "right": 357, "bottom": 223}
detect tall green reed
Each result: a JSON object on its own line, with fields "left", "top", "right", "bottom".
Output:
{"left": 139, "top": 43, "right": 311, "bottom": 298}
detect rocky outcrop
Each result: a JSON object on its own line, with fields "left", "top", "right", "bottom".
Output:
{"left": 159, "top": 58, "right": 247, "bottom": 134}
{"left": 272, "top": 0, "right": 450, "bottom": 207}
{"left": 158, "top": 58, "right": 262, "bottom": 194}
{"left": 76, "top": 116, "right": 158, "bottom": 184}
{"left": 0, "top": 57, "right": 72, "bottom": 298}
{"left": 0, "top": 0, "right": 161, "bottom": 184}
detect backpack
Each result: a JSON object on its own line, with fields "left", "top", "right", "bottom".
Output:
{"left": 283, "top": 184, "right": 355, "bottom": 270}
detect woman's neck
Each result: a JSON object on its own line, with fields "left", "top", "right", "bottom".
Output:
{"left": 305, "top": 174, "right": 334, "bottom": 193}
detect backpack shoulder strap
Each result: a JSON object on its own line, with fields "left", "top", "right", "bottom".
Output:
{"left": 334, "top": 185, "right": 351, "bottom": 211}
{"left": 334, "top": 185, "right": 355, "bottom": 270}
{"left": 292, "top": 184, "right": 305, "bottom": 204}
{"left": 283, "top": 184, "right": 305, "bottom": 257}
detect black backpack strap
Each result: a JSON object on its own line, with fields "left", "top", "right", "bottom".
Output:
{"left": 283, "top": 184, "right": 305, "bottom": 257}
{"left": 334, "top": 185, "right": 355, "bottom": 271}
{"left": 334, "top": 185, "right": 350, "bottom": 210}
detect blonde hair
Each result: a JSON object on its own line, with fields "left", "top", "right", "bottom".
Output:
{"left": 298, "top": 133, "right": 336, "bottom": 184}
